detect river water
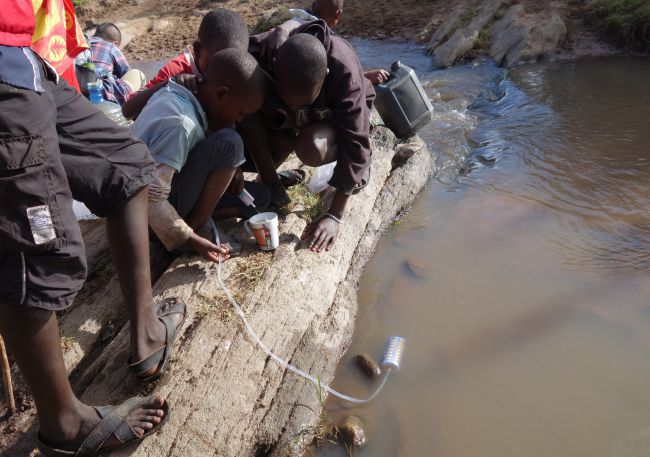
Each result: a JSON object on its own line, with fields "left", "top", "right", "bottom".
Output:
{"left": 316, "top": 40, "right": 650, "bottom": 457}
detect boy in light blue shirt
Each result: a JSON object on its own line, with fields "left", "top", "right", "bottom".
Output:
{"left": 131, "top": 49, "right": 267, "bottom": 261}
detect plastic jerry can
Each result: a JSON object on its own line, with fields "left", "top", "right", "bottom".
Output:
{"left": 374, "top": 61, "right": 433, "bottom": 139}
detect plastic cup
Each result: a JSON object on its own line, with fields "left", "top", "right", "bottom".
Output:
{"left": 244, "top": 212, "right": 279, "bottom": 251}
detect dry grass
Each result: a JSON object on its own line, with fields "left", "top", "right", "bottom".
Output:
{"left": 60, "top": 335, "right": 76, "bottom": 351}
{"left": 193, "top": 251, "right": 273, "bottom": 322}
{"left": 283, "top": 183, "right": 325, "bottom": 223}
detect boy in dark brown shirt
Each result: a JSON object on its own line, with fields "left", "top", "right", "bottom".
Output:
{"left": 240, "top": 20, "right": 375, "bottom": 253}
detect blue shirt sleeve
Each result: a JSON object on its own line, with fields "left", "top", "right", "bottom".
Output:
{"left": 139, "top": 124, "right": 192, "bottom": 173}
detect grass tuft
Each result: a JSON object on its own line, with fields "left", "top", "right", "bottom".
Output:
{"left": 282, "top": 182, "right": 325, "bottom": 223}
{"left": 60, "top": 335, "right": 76, "bottom": 351}
{"left": 587, "top": 0, "right": 650, "bottom": 49}
{"left": 252, "top": 6, "right": 293, "bottom": 34}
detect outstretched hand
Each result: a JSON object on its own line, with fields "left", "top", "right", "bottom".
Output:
{"left": 260, "top": 27, "right": 290, "bottom": 68}
{"left": 301, "top": 216, "right": 340, "bottom": 253}
{"left": 365, "top": 69, "right": 391, "bottom": 85}
{"left": 174, "top": 73, "right": 201, "bottom": 94}
{"left": 187, "top": 232, "right": 230, "bottom": 263}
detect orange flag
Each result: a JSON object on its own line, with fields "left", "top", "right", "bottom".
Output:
{"left": 31, "top": 0, "right": 88, "bottom": 90}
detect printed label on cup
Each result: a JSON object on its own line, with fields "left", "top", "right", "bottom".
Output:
{"left": 252, "top": 227, "right": 272, "bottom": 249}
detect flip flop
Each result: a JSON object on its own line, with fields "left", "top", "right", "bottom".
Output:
{"left": 37, "top": 395, "right": 170, "bottom": 456}
{"left": 127, "top": 297, "right": 187, "bottom": 382}
{"left": 278, "top": 169, "right": 307, "bottom": 188}
{"left": 351, "top": 166, "right": 371, "bottom": 195}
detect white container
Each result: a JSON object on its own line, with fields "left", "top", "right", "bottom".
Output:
{"left": 244, "top": 212, "right": 279, "bottom": 251}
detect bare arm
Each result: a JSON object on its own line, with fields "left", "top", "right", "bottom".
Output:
{"left": 148, "top": 164, "right": 194, "bottom": 250}
{"left": 186, "top": 168, "right": 236, "bottom": 230}
{"left": 258, "top": 19, "right": 302, "bottom": 67}
{"left": 148, "top": 164, "right": 228, "bottom": 261}
{"left": 122, "top": 82, "right": 166, "bottom": 119}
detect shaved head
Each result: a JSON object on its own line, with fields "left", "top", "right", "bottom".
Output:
{"left": 203, "top": 48, "right": 264, "bottom": 95}
{"left": 274, "top": 34, "right": 328, "bottom": 108}
{"left": 94, "top": 23, "right": 121, "bottom": 44}
{"left": 198, "top": 8, "right": 249, "bottom": 51}
{"left": 313, "top": 0, "right": 344, "bottom": 16}
{"left": 313, "top": 0, "right": 344, "bottom": 28}
{"left": 200, "top": 48, "right": 265, "bottom": 126}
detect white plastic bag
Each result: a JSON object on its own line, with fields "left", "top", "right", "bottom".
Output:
{"left": 73, "top": 200, "right": 98, "bottom": 221}
{"left": 307, "top": 162, "right": 337, "bottom": 193}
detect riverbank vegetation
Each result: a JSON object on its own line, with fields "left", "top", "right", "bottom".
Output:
{"left": 586, "top": 0, "right": 650, "bottom": 49}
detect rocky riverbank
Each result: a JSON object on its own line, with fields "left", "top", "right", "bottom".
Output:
{"left": 0, "top": 127, "right": 432, "bottom": 456}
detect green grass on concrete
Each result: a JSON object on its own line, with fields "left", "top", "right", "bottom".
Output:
{"left": 587, "top": 0, "right": 650, "bottom": 49}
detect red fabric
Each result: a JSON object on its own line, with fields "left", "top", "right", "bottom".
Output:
{"left": 144, "top": 53, "right": 192, "bottom": 89}
{"left": 0, "top": 0, "right": 36, "bottom": 46}
{"left": 32, "top": 0, "right": 88, "bottom": 80}
{"left": 60, "top": 64, "right": 80, "bottom": 91}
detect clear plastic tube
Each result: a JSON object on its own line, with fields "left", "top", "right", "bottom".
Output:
{"left": 211, "top": 222, "right": 390, "bottom": 404}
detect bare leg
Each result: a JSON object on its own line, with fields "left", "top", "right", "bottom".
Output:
{"left": 239, "top": 113, "right": 286, "bottom": 188}
{"left": 294, "top": 121, "right": 339, "bottom": 166}
{"left": 269, "top": 128, "right": 298, "bottom": 167}
{"left": 106, "top": 187, "right": 181, "bottom": 372}
{"left": 0, "top": 305, "right": 164, "bottom": 451}
{"left": 239, "top": 114, "right": 294, "bottom": 207}
{"left": 186, "top": 168, "right": 237, "bottom": 230}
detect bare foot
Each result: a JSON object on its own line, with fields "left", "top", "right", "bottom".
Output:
{"left": 132, "top": 298, "right": 186, "bottom": 379}
{"left": 40, "top": 395, "right": 166, "bottom": 452}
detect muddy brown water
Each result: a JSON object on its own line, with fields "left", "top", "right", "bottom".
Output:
{"left": 315, "top": 41, "right": 650, "bottom": 457}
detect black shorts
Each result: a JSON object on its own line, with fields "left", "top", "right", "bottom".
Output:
{"left": 0, "top": 58, "right": 155, "bottom": 311}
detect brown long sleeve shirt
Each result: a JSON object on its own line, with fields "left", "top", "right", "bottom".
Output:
{"left": 250, "top": 20, "right": 375, "bottom": 194}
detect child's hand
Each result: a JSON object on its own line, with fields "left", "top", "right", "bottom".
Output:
{"left": 301, "top": 216, "right": 340, "bottom": 253}
{"left": 188, "top": 232, "right": 230, "bottom": 262}
{"left": 365, "top": 69, "right": 390, "bottom": 85}
{"left": 175, "top": 73, "right": 201, "bottom": 94}
{"left": 260, "top": 27, "right": 290, "bottom": 67}
{"left": 227, "top": 167, "right": 245, "bottom": 195}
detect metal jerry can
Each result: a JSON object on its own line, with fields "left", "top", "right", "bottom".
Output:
{"left": 374, "top": 61, "right": 433, "bottom": 139}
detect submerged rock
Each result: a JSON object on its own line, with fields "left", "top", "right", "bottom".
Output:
{"left": 404, "top": 258, "right": 430, "bottom": 278}
{"left": 337, "top": 415, "right": 368, "bottom": 449}
{"left": 353, "top": 353, "right": 382, "bottom": 379}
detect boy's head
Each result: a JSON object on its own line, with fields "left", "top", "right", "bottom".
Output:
{"left": 198, "top": 48, "right": 265, "bottom": 128}
{"left": 94, "top": 23, "right": 122, "bottom": 46}
{"left": 312, "top": 0, "right": 344, "bottom": 28}
{"left": 194, "top": 8, "right": 249, "bottom": 75}
{"left": 274, "top": 34, "right": 327, "bottom": 111}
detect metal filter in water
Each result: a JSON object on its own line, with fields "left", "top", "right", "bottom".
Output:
{"left": 374, "top": 60, "right": 433, "bottom": 139}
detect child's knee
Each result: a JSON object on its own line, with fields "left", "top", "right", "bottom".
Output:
{"left": 295, "top": 133, "right": 327, "bottom": 167}
{"left": 200, "top": 128, "right": 246, "bottom": 170}
{"left": 294, "top": 122, "right": 337, "bottom": 166}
